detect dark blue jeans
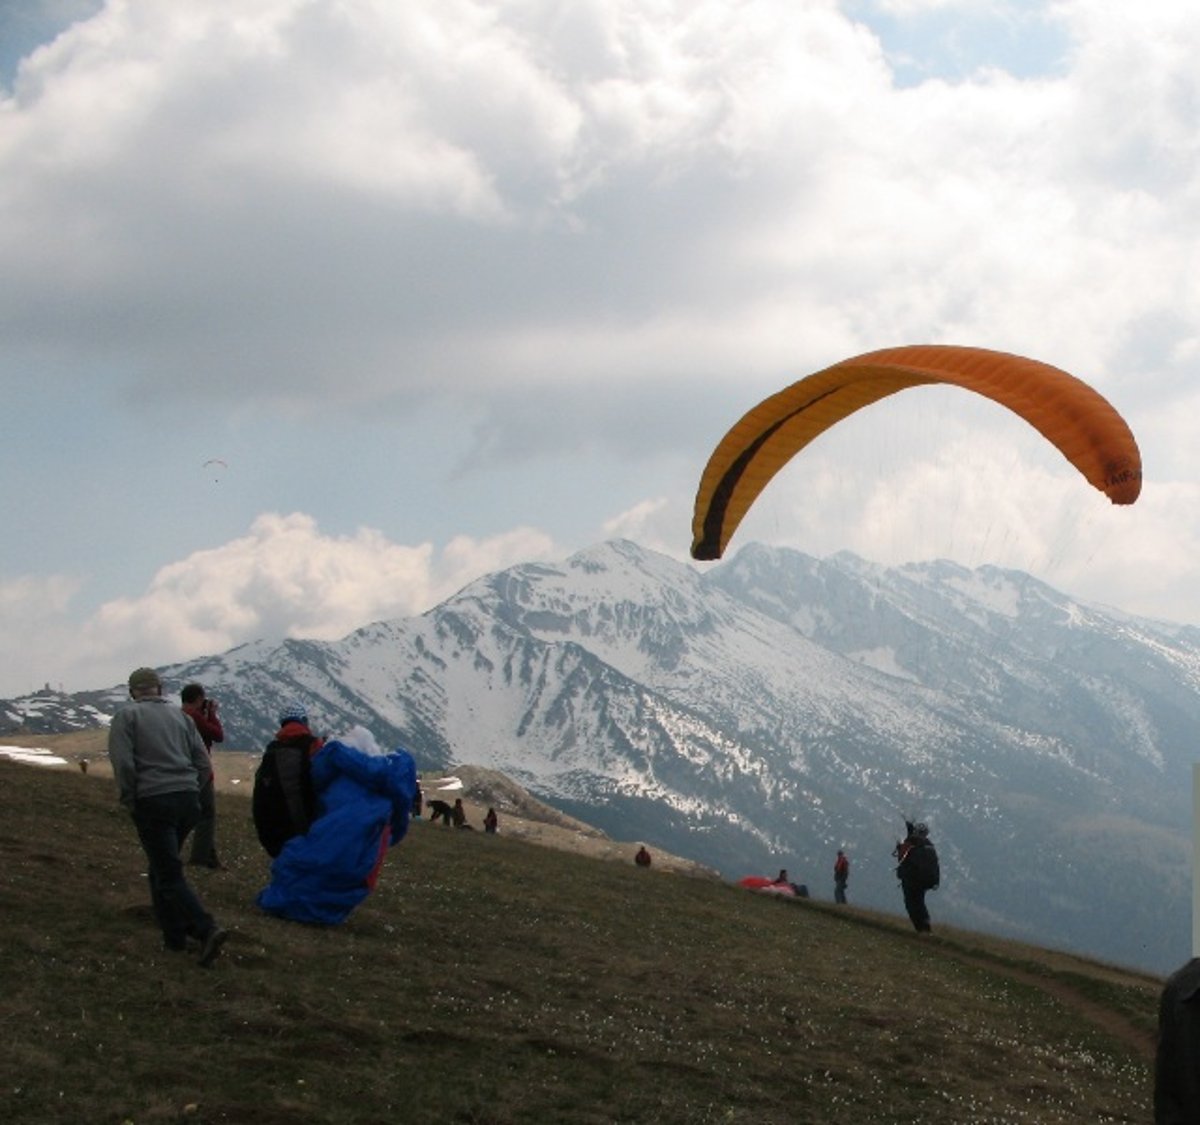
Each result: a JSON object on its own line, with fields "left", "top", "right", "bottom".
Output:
{"left": 187, "top": 775, "right": 218, "bottom": 865}
{"left": 131, "top": 791, "right": 215, "bottom": 948}
{"left": 902, "top": 882, "right": 931, "bottom": 932}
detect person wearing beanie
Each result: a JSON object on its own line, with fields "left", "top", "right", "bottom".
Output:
{"left": 251, "top": 702, "right": 325, "bottom": 858}
{"left": 271, "top": 704, "right": 322, "bottom": 777}
{"left": 278, "top": 702, "right": 308, "bottom": 726}
{"left": 107, "top": 667, "right": 228, "bottom": 967}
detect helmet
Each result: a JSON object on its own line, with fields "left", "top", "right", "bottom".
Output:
{"left": 914, "top": 822, "right": 929, "bottom": 837}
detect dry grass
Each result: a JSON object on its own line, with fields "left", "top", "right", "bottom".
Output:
{"left": 0, "top": 755, "right": 1161, "bottom": 1124}
{"left": 0, "top": 733, "right": 714, "bottom": 876}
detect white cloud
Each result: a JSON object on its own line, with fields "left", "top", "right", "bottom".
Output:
{"left": 603, "top": 498, "right": 680, "bottom": 558}
{"left": 3, "top": 0, "right": 1196, "bottom": 419}
{"left": 0, "top": 513, "right": 558, "bottom": 695}
{"left": 86, "top": 513, "right": 438, "bottom": 648}
{"left": 873, "top": 0, "right": 1017, "bottom": 14}
{"left": 2, "top": 0, "right": 1200, "bottom": 692}
{"left": 0, "top": 574, "right": 85, "bottom": 694}
{"left": 436, "top": 527, "right": 559, "bottom": 595}
{"left": 0, "top": 572, "right": 79, "bottom": 619}
{"left": 0, "top": 1, "right": 899, "bottom": 408}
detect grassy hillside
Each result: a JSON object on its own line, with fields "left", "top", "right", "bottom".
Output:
{"left": 1, "top": 758, "right": 1163, "bottom": 1124}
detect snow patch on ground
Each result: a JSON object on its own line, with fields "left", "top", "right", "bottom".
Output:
{"left": 0, "top": 745, "right": 68, "bottom": 766}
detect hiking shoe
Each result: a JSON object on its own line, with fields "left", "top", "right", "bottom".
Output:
{"left": 197, "top": 927, "right": 228, "bottom": 968}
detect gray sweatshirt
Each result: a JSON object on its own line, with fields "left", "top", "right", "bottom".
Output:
{"left": 107, "top": 696, "right": 210, "bottom": 808}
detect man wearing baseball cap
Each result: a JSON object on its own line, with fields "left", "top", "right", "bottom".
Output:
{"left": 107, "top": 666, "right": 228, "bottom": 967}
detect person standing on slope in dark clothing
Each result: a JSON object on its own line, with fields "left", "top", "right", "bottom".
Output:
{"left": 181, "top": 683, "right": 225, "bottom": 869}
{"left": 252, "top": 702, "right": 324, "bottom": 859}
{"left": 1156, "top": 956, "right": 1200, "bottom": 1123}
{"left": 834, "top": 849, "right": 850, "bottom": 904}
{"left": 107, "top": 667, "right": 228, "bottom": 967}
{"left": 895, "top": 821, "right": 938, "bottom": 933}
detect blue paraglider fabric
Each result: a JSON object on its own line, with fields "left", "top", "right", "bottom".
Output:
{"left": 256, "top": 739, "right": 417, "bottom": 925}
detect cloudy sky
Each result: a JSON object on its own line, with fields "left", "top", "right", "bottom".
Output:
{"left": 2, "top": 0, "right": 1198, "bottom": 697}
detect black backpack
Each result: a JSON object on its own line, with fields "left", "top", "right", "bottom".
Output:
{"left": 908, "top": 842, "right": 941, "bottom": 891}
{"left": 252, "top": 737, "right": 317, "bottom": 857}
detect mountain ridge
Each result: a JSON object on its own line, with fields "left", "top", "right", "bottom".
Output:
{"left": 2, "top": 538, "right": 1195, "bottom": 973}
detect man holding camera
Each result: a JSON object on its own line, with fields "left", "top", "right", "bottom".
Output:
{"left": 181, "top": 682, "right": 225, "bottom": 869}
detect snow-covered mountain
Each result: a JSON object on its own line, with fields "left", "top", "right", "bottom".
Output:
{"left": 4, "top": 539, "right": 1196, "bottom": 973}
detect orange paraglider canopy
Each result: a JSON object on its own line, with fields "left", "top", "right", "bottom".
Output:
{"left": 691, "top": 344, "right": 1142, "bottom": 561}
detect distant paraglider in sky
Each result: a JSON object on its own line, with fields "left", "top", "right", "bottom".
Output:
{"left": 690, "top": 345, "right": 1142, "bottom": 562}
{"left": 203, "top": 458, "right": 228, "bottom": 483}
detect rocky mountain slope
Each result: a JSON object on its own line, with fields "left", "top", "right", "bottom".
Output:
{"left": 3, "top": 539, "right": 1196, "bottom": 972}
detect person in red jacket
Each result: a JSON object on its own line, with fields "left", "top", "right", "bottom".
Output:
{"left": 834, "top": 849, "right": 850, "bottom": 904}
{"left": 181, "top": 683, "right": 225, "bottom": 869}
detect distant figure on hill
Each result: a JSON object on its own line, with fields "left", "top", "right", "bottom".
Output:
{"left": 79, "top": 758, "right": 88, "bottom": 774}
{"left": 834, "top": 849, "right": 849, "bottom": 904}
{"left": 412, "top": 778, "right": 423, "bottom": 818}
{"left": 428, "top": 798, "right": 453, "bottom": 825}
{"left": 635, "top": 846, "right": 652, "bottom": 868}
{"left": 894, "top": 820, "right": 939, "bottom": 933}
{"left": 452, "top": 797, "right": 469, "bottom": 828}
{"left": 484, "top": 807, "right": 498, "bottom": 833}
{"left": 771, "top": 868, "right": 809, "bottom": 897}
{"left": 180, "top": 682, "right": 225, "bottom": 870}
{"left": 107, "top": 667, "right": 228, "bottom": 967}
{"left": 1156, "top": 956, "right": 1200, "bottom": 1122}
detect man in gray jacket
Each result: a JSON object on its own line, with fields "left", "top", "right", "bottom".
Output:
{"left": 108, "top": 666, "right": 227, "bottom": 966}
